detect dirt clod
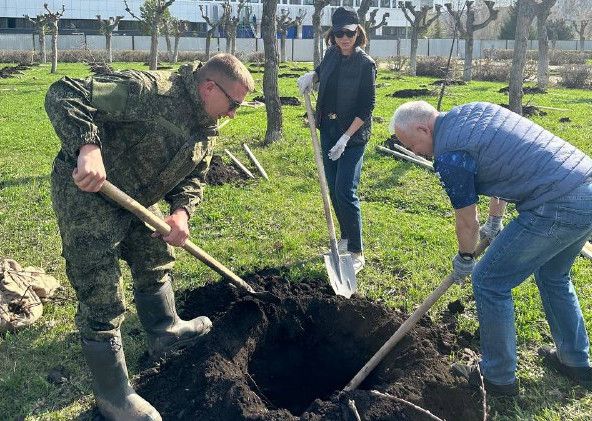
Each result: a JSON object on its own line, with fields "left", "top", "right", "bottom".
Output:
{"left": 253, "top": 96, "right": 301, "bottom": 106}
{"left": 389, "top": 88, "right": 434, "bottom": 98}
{"left": 136, "top": 272, "right": 484, "bottom": 420}
{"left": 205, "top": 154, "right": 248, "bottom": 185}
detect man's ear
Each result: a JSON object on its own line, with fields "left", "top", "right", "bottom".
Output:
{"left": 416, "top": 123, "right": 431, "bottom": 136}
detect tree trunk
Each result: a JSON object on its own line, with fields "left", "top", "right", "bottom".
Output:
{"left": 165, "top": 32, "right": 172, "bottom": 62}
{"left": 50, "top": 27, "right": 58, "bottom": 73}
{"left": 463, "top": 35, "right": 474, "bottom": 82}
{"left": 580, "top": 35, "right": 585, "bottom": 51}
{"left": 537, "top": 11, "right": 550, "bottom": 90}
{"left": 280, "top": 34, "right": 286, "bottom": 62}
{"left": 509, "top": 1, "right": 535, "bottom": 114}
{"left": 231, "top": 33, "right": 236, "bottom": 55}
{"left": 106, "top": 33, "right": 113, "bottom": 63}
{"left": 39, "top": 27, "right": 47, "bottom": 64}
{"left": 409, "top": 29, "right": 419, "bottom": 76}
{"left": 262, "top": 0, "right": 282, "bottom": 145}
{"left": 150, "top": 20, "right": 159, "bottom": 70}
{"left": 173, "top": 36, "right": 180, "bottom": 63}
{"left": 225, "top": 33, "right": 231, "bottom": 53}
{"left": 206, "top": 34, "right": 212, "bottom": 58}
{"left": 313, "top": 10, "right": 322, "bottom": 68}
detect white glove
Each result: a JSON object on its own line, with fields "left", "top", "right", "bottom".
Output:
{"left": 328, "top": 134, "right": 351, "bottom": 161}
{"left": 480, "top": 215, "right": 504, "bottom": 242}
{"left": 297, "top": 71, "right": 316, "bottom": 95}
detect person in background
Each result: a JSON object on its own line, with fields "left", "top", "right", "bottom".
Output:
{"left": 46, "top": 54, "right": 254, "bottom": 420}
{"left": 390, "top": 100, "right": 592, "bottom": 397}
{"left": 297, "top": 6, "right": 376, "bottom": 274}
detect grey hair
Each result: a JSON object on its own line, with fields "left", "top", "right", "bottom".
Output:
{"left": 389, "top": 101, "right": 438, "bottom": 134}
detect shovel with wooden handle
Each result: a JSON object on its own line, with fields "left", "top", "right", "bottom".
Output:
{"left": 343, "top": 239, "right": 489, "bottom": 391}
{"left": 303, "top": 92, "right": 357, "bottom": 298}
{"left": 99, "top": 181, "right": 278, "bottom": 303}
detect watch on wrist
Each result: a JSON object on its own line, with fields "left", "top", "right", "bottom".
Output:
{"left": 459, "top": 251, "right": 474, "bottom": 261}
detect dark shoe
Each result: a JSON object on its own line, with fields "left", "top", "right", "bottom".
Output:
{"left": 135, "top": 280, "right": 212, "bottom": 360}
{"left": 81, "top": 333, "right": 161, "bottom": 421}
{"left": 538, "top": 346, "right": 592, "bottom": 386}
{"left": 451, "top": 363, "right": 519, "bottom": 397}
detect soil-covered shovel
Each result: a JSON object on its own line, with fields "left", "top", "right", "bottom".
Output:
{"left": 343, "top": 239, "right": 489, "bottom": 391}
{"left": 303, "top": 92, "right": 357, "bottom": 298}
{"left": 99, "top": 181, "right": 278, "bottom": 303}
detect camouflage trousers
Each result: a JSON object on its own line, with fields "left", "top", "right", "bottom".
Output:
{"left": 51, "top": 162, "right": 175, "bottom": 342}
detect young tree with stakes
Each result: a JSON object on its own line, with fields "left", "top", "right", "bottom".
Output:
{"left": 444, "top": 1, "right": 498, "bottom": 82}
{"left": 97, "top": 15, "right": 124, "bottom": 63}
{"left": 509, "top": 0, "right": 557, "bottom": 114}
{"left": 276, "top": 9, "right": 307, "bottom": 62}
{"left": 24, "top": 14, "right": 48, "bottom": 64}
{"left": 261, "top": 0, "right": 283, "bottom": 144}
{"left": 43, "top": 3, "right": 65, "bottom": 74}
{"left": 199, "top": 4, "right": 221, "bottom": 59}
{"left": 124, "top": 0, "right": 176, "bottom": 70}
{"left": 399, "top": 1, "right": 443, "bottom": 76}
{"left": 168, "top": 18, "right": 188, "bottom": 63}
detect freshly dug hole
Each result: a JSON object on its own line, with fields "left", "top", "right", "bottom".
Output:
{"left": 136, "top": 274, "right": 483, "bottom": 420}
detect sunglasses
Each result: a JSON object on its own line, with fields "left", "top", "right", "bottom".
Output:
{"left": 209, "top": 79, "right": 242, "bottom": 111}
{"left": 334, "top": 29, "right": 357, "bottom": 38}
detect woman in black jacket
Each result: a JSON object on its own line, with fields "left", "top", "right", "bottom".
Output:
{"left": 298, "top": 6, "right": 376, "bottom": 273}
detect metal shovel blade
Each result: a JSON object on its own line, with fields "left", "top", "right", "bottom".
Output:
{"left": 323, "top": 252, "right": 357, "bottom": 298}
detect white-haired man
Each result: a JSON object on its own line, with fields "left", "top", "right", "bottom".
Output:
{"left": 390, "top": 100, "right": 592, "bottom": 396}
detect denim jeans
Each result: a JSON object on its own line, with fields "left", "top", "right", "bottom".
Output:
{"left": 472, "top": 181, "right": 592, "bottom": 385}
{"left": 320, "top": 120, "right": 365, "bottom": 253}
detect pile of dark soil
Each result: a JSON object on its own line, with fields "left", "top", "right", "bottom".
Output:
{"left": 278, "top": 73, "right": 301, "bottom": 78}
{"left": 498, "top": 86, "right": 546, "bottom": 94}
{"left": 499, "top": 103, "right": 548, "bottom": 118}
{"left": 136, "top": 272, "right": 484, "bottom": 420}
{"left": 389, "top": 88, "right": 434, "bottom": 98}
{"left": 253, "top": 96, "right": 301, "bottom": 106}
{"left": 0, "top": 63, "right": 36, "bottom": 79}
{"left": 431, "top": 79, "right": 466, "bottom": 86}
{"left": 205, "top": 154, "right": 248, "bottom": 185}
{"left": 86, "top": 61, "right": 114, "bottom": 75}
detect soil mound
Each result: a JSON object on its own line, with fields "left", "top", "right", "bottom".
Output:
{"left": 498, "top": 86, "right": 546, "bottom": 94}
{"left": 136, "top": 272, "right": 484, "bottom": 420}
{"left": 389, "top": 89, "right": 434, "bottom": 98}
{"left": 205, "top": 154, "right": 248, "bottom": 185}
{"left": 253, "top": 96, "right": 301, "bottom": 106}
{"left": 0, "top": 63, "right": 37, "bottom": 79}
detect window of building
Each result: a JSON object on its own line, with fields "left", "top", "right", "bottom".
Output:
{"left": 343, "top": 0, "right": 353, "bottom": 5}
{"left": 290, "top": 0, "right": 302, "bottom": 4}
{"left": 380, "top": 0, "right": 390, "bottom": 7}
{"left": 330, "top": 0, "right": 341, "bottom": 6}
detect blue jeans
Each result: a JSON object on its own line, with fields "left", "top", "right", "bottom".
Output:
{"left": 473, "top": 182, "right": 592, "bottom": 385}
{"left": 320, "top": 121, "right": 365, "bottom": 253}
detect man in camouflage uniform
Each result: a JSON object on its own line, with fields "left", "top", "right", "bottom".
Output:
{"left": 45, "top": 54, "right": 254, "bottom": 421}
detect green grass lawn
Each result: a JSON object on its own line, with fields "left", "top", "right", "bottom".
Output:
{"left": 1, "top": 61, "right": 592, "bottom": 420}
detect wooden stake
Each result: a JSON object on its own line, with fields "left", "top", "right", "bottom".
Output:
{"left": 377, "top": 145, "right": 434, "bottom": 172}
{"left": 582, "top": 241, "right": 592, "bottom": 260}
{"left": 390, "top": 143, "right": 432, "bottom": 166}
{"left": 224, "top": 149, "right": 255, "bottom": 179}
{"left": 243, "top": 143, "right": 269, "bottom": 180}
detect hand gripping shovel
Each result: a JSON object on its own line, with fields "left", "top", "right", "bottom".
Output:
{"left": 303, "top": 92, "right": 357, "bottom": 298}
{"left": 100, "top": 181, "right": 278, "bottom": 303}
{"left": 343, "top": 239, "right": 490, "bottom": 391}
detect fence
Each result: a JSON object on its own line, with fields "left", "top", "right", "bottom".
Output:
{"left": 1, "top": 33, "right": 591, "bottom": 61}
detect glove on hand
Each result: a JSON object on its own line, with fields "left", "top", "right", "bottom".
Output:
{"left": 297, "top": 71, "right": 316, "bottom": 95}
{"left": 328, "top": 134, "right": 351, "bottom": 161}
{"left": 480, "top": 215, "right": 504, "bottom": 242}
{"left": 452, "top": 253, "right": 475, "bottom": 284}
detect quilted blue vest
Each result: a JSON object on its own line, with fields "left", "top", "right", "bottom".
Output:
{"left": 434, "top": 102, "right": 592, "bottom": 211}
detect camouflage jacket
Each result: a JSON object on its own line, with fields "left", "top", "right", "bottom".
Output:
{"left": 48, "top": 62, "right": 217, "bottom": 217}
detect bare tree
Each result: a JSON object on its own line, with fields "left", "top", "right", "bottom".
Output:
{"left": 169, "top": 18, "right": 188, "bottom": 63}
{"left": 445, "top": 1, "right": 498, "bottom": 82}
{"left": 97, "top": 15, "right": 124, "bottom": 63}
{"left": 313, "top": 0, "right": 331, "bottom": 68}
{"left": 24, "top": 14, "right": 48, "bottom": 64}
{"left": 277, "top": 9, "right": 307, "bottom": 62}
{"left": 399, "top": 2, "right": 443, "bottom": 76}
{"left": 43, "top": 3, "right": 65, "bottom": 74}
{"left": 509, "top": 0, "right": 556, "bottom": 114}
{"left": 557, "top": 0, "right": 592, "bottom": 49}
{"left": 572, "top": 20, "right": 589, "bottom": 49}
{"left": 363, "top": 9, "right": 390, "bottom": 53}
{"left": 124, "top": 0, "right": 176, "bottom": 70}
{"left": 220, "top": 0, "right": 246, "bottom": 54}
{"left": 199, "top": 4, "right": 220, "bottom": 59}
{"left": 536, "top": 2, "right": 556, "bottom": 90}
{"left": 357, "top": 1, "right": 389, "bottom": 53}
{"left": 161, "top": 16, "right": 174, "bottom": 61}
{"left": 261, "top": 0, "right": 282, "bottom": 144}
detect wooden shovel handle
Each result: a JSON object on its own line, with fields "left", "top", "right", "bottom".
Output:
{"left": 99, "top": 181, "right": 255, "bottom": 294}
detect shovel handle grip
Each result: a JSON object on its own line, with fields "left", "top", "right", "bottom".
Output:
{"left": 99, "top": 181, "right": 255, "bottom": 294}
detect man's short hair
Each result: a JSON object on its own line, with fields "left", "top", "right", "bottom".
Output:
{"left": 390, "top": 101, "right": 438, "bottom": 134}
{"left": 195, "top": 53, "right": 255, "bottom": 92}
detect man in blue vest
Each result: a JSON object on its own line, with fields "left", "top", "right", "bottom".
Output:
{"left": 390, "top": 101, "right": 592, "bottom": 396}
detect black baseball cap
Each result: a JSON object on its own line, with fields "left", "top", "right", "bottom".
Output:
{"left": 332, "top": 7, "right": 359, "bottom": 31}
